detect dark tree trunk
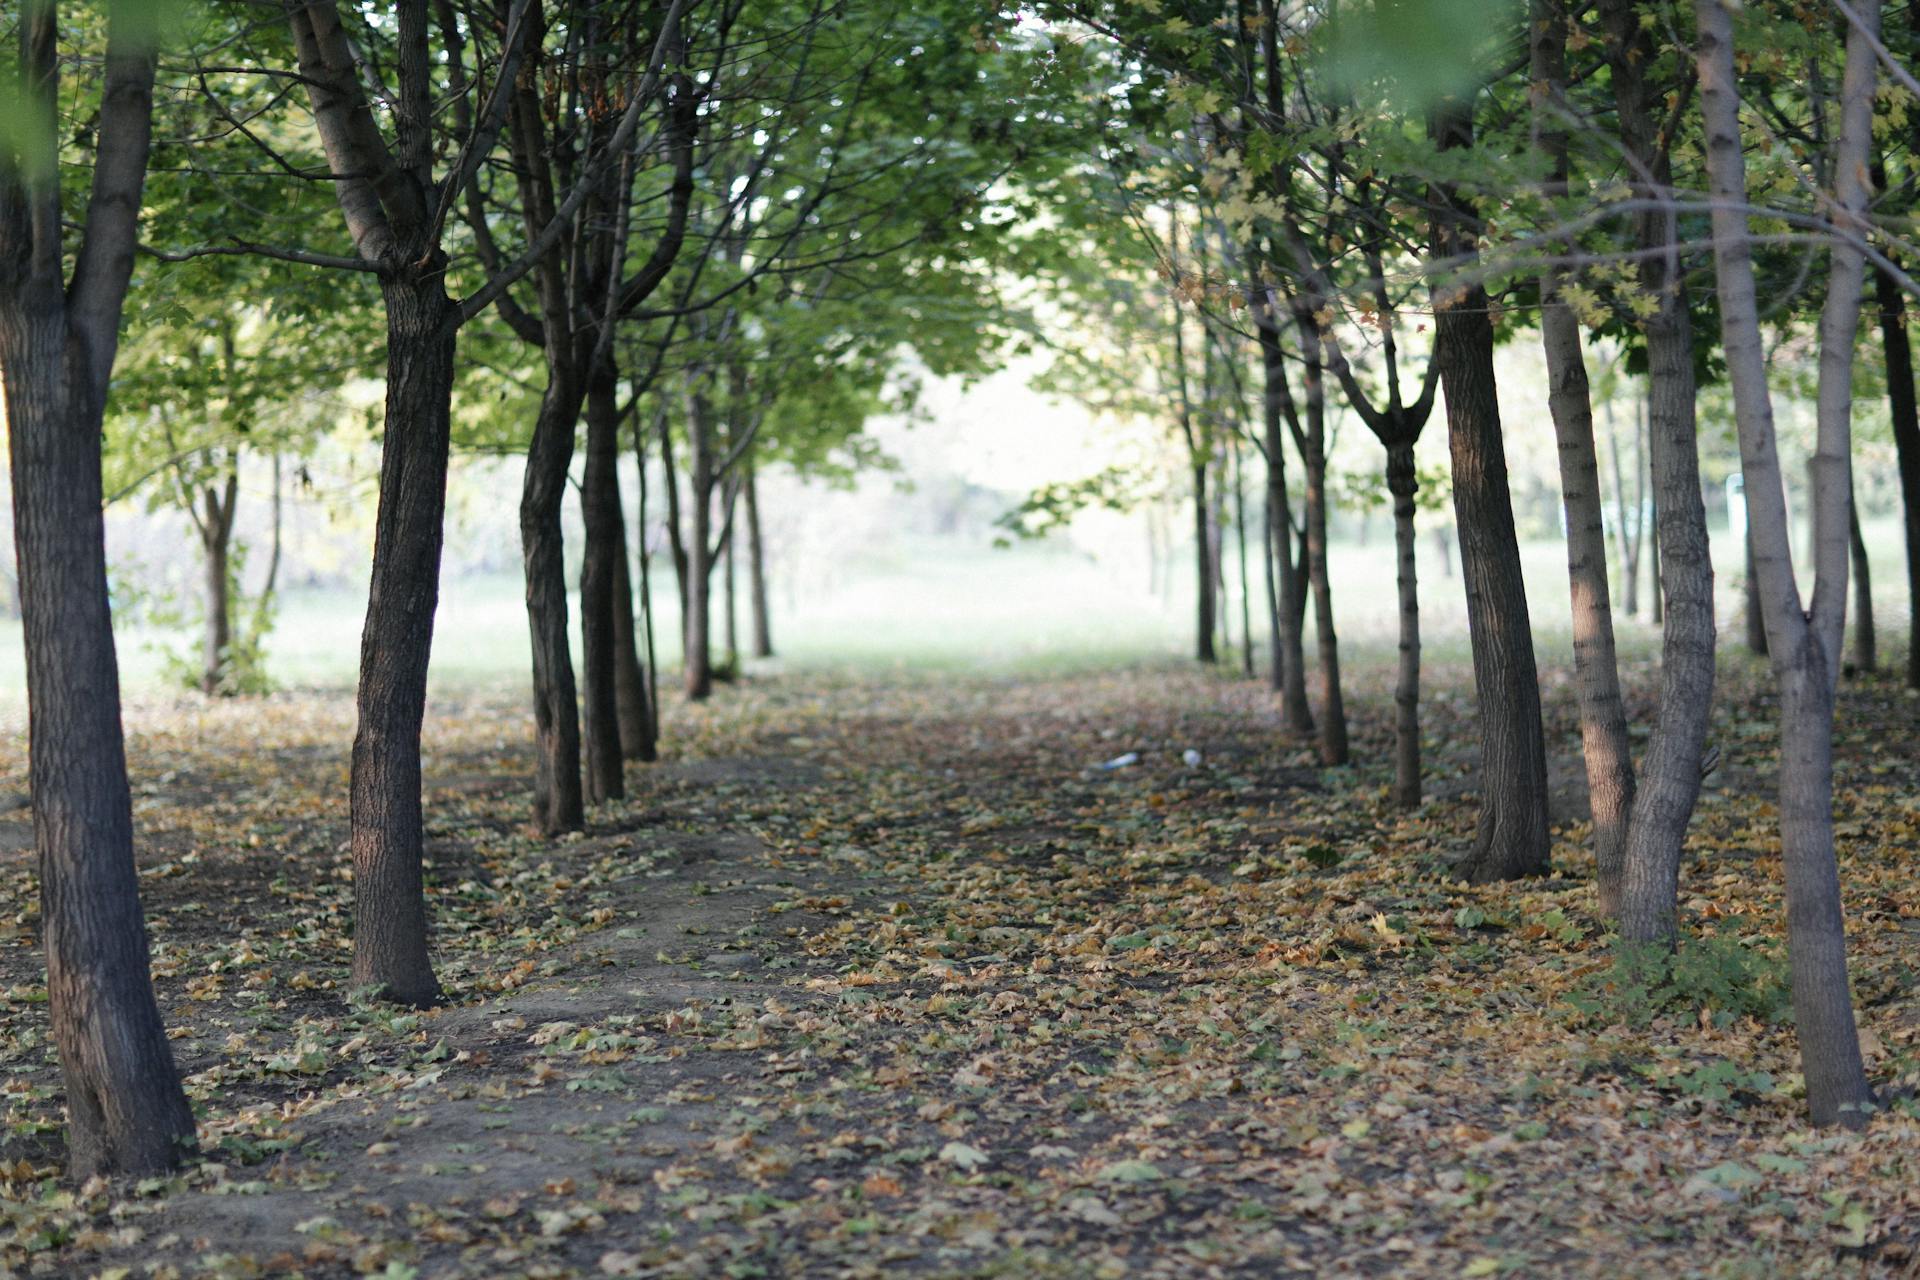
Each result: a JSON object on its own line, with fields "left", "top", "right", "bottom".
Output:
{"left": 199, "top": 473, "right": 237, "bottom": 695}
{"left": 684, "top": 388, "right": 714, "bottom": 700}
{"left": 745, "top": 462, "right": 773, "bottom": 658}
{"left": 610, "top": 506, "right": 656, "bottom": 762}
{"left": 519, "top": 358, "right": 586, "bottom": 836}
{"left": 580, "top": 359, "right": 626, "bottom": 803}
{"left": 1849, "top": 500, "right": 1875, "bottom": 674}
{"left": 1872, "top": 258, "right": 1920, "bottom": 689}
{"left": 349, "top": 272, "right": 457, "bottom": 1007}
{"left": 1255, "top": 299, "right": 1312, "bottom": 730}
{"left": 1192, "top": 461, "right": 1217, "bottom": 663}
{"left": 2, "top": 311, "right": 197, "bottom": 1179}
{"left": 723, "top": 489, "right": 739, "bottom": 671}
{"left": 1429, "top": 102, "right": 1551, "bottom": 881}
{"left": 1386, "top": 442, "right": 1423, "bottom": 808}
{"left": 1294, "top": 317, "right": 1347, "bottom": 765}
{"left": 1745, "top": 527, "right": 1770, "bottom": 655}
{"left": 1234, "top": 438, "right": 1255, "bottom": 678}
{"left": 1602, "top": 0, "right": 1718, "bottom": 943}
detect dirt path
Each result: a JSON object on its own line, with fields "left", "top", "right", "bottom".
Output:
{"left": 1, "top": 664, "right": 1916, "bottom": 1278}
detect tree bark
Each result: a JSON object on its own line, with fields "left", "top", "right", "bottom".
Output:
{"left": 1294, "top": 315, "right": 1348, "bottom": 765}
{"left": 684, "top": 387, "right": 714, "bottom": 700}
{"left": 1602, "top": 0, "right": 1718, "bottom": 943}
{"left": 1693, "top": 0, "right": 1875, "bottom": 1126}
{"left": 1386, "top": 443, "right": 1423, "bottom": 807}
{"left": 1256, "top": 299, "right": 1312, "bottom": 728}
{"left": 1191, "top": 460, "right": 1217, "bottom": 663}
{"left": 745, "top": 461, "right": 773, "bottom": 658}
{"left": 519, "top": 360, "right": 586, "bottom": 836}
{"left": 610, "top": 493, "right": 656, "bottom": 762}
{"left": 349, "top": 271, "right": 457, "bottom": 1007}
{"left": 580, "top": 357, "right": 625, "bottom": 803}
{"left": 2, "top": 312, "right": 197, "bottom": 1180}
{"left": 1536, "top": 0, "right": 1635, "bottom": 911}
{"left": 1849, "top": 496, "right": 1875, "bottom": 674}
{"left": 1871, "top": 257, "right": 1920, "bottom": 689}
{"left": 1745, "top": 527, "right": 1769, "bottom": 654}
{"left": 1428, "top": 99, "right": 1551, "bottom": 881}
{"left": 1540, "top": 277, "right": 1635, "bottom": 911}
{"left": 199, "top": 473, "right": 237, "bottom": 695}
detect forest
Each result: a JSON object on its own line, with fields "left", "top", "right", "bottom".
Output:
{"left": 1, "top": 0, "right": 1918, "bottom": 1275}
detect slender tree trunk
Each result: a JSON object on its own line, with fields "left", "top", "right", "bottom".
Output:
{"left": 519, "top": 357, "right": 586, "bottom": 836}
{"left": 1871, "top": 258, "right": 1920, "bottom": 689}
{"left": 1296, "top": 321, "right": 1348, "bottom": 765}
{"left": 1694, "top": 0, "right": 1874, "bottom": 1126}
{"left": 723, "top": 488, "right": 739, "bottom": 672}
{"left": 1429, "top": 100, "right": 1551, "bottom": 881}
{"left": 1745, "top": 527, "right": 1770, "bottom": 655}
{"left": 1386, "top": 442, "right": 1423, "bottom": 808}
{"left": 200, "top": 473, "right": 236, "bottom": 695}
{"left": 1849, "top": 500, "right": 1875, "bottom": 674}
{"left": 684, "top": 388, "right": 714, "bottom": 700}
{"left": 1234, "top": 437, "right": 1255, "bottom": 678}
{"left": 1192, "top": 461, "right": 1216, "bottom": 663}
{"left": 746, "top": 461, "right": 773, "bottom": 658}
{"left": 633, "top": 411, "right": 662, "bottom": 746}
{"left": 1649, "top": 483, "right": 1664, "bottom": 624}
{"left": 580, "top": 359, "right": 625, "bottom": 803}
{"left": 349, "top": 272, "right": 457, "bottom": 1007}
{"left": 1536, "top": 0, "right": 1635, "bottom": 910}
{"left": 2, "top": 311, "right": 197, "bottom": 1178}
{"left": 1540, "top": 266, "right": 1635, "bottom": 913}
{"left": 1257, "top": 306, "right": 1312, "bottom": 729}
{"left": 610, "top": 514, "right": 655, "bottom": 762}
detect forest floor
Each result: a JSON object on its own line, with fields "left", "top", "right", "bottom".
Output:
{"left": 1, "top": 654, "right": 1918, "bottom": 1279}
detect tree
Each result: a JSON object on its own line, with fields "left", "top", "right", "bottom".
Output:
{"left": 0, "top": 0, "right": 197, "bottom": 1176}
{"left": 1692, "top": 0, "right": 1875, "bottom": 1127}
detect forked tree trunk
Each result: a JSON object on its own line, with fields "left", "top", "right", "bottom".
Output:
{"left": 1386, "top": 442, "right": 1422, "bottom": 807}
{"left": 580, "top": 359, "right": 625, "bottom": 803}
{"left": 1694, "top": 0, "right": 1874, "bottom": 1127}
{"left": 2, "top": 318, "right": 197, "bottom": 1179}
{"left": 746, "top": 462, "right": 773, "bottom": 658}
{"left": 520, "top": 359, "right": 586, "bottom": 836}
{"left": 349, "top": 271, "right": 458, "bottom": 1007}
{"left": 1849, "top": 500, "right": 1875, "bottom": 674}
{"left": 1535, "top": 0, "right": 1635, "bottom": 911}
{"left": 1429, "top": 100, "right": 1551, "bottom": 881}
{"left": 1602, "top": 0, "right": 1717, "bottom": 942}
{"left": 1871, "top": 259, "right": 1920, "bottom": 689}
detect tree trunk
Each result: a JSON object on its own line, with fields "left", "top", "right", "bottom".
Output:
{"left": 1295, "top": 320, "right": 1348, "bottom": 766}
{"left": 1693, "top": 0, "right": 1874, "bottom": 1127}
{"left": 684, "top": 388, "right": 714, "bottom": 700}
{"left": 1429, "top": 100, "right": 1551, "bottom": 882}
{"left": 1745, "top": 528, "right": 1769, "bottom": 655}
{"left": 200, "top": 473, "right": 236, "bottom": 696}
{"left": 1192, "top": 461, "right": 1216, "bottom": 663}
{"left": 1540, "top": 270, "right": 1636, "bottom": 913}
{"left": 2, "top": 309, "right": 197, "bottom": 1179}
{"left": 519, "top": 358, "right": 586, "bottom": 836}
{"left": 350, "top": 272, "right": 457, "bottom": 1007}
{"left": 580, "top": 359, "right": 625, "bottom": 803}
{"left": 1602, "top": 0, "right": 1718, "bottom": 943}
{"left": 1871, "top": 259, "right": 1920, "bottom": 689}
{"left": 1386, "top": 442, "right": 1423, "bottom": 808}
{"left": 1649, "top": 483, "right": 1664, "bottom": 624}
{"left": 723, "top": 488, "right": 739, "bottom": 672}
{"left": 746, "top": 461, "right": 773, "bottom": 658}
{"left": 1536, "top": 0, "right": 1635, "bottom": 910}
{"left": 1234, "top": 437, "right": 1255, "bottom": 678}
{"left": 1258, "top": 310, "right": 1312, "bottom": 730}
{"left": 610, "top": 513, "right": 656, "bottom": 762}
{"left": 1849, "top": 499, "right": 1875, "bottom": 674}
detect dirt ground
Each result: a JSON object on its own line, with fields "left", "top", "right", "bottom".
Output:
{"left": 1, "top": 657, "right": 1917, "bottom": 1278}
